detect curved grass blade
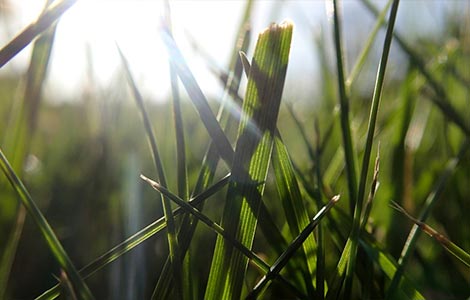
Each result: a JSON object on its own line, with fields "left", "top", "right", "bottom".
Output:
{"left": 343, "top": 0, "right": 400, "bottom": 296}
{"left": 35, "top": 174, "right": 231, "bottom": 300}
{"left": 117, "top": 45, "right": 184, "bottom": 298}
{"left": 331, "top": 0, "right": 358, "bottom": 215}
{"left": 160, "top": 26, "right": 234, "bottom": 166}
{"left": 205, "top": 21, "right": 293, "bottom": 300}
{"left": 140, "top": 175, "right": 307, "bottom": 299}
{"left": 0, "top": 149, "right": 94, "bottom": 299}
{"left": 390, "top": 202, "right": 470, "bottom": 268}
{"left": 0, "top": 0, "right": 76, "bottom": 68}
{"left": 247, "top": 195, "right": 340, "bottom": 299}
{"left": 386, "top": 138, "right": 470, "bottom": 299}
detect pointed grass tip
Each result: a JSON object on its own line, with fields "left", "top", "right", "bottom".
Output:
{"left": 140, "top": 174, "right": 159, "bottom": 189}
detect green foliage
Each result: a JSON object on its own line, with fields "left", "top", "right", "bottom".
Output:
{"left": 1, "top": 1, "right": 469, "bottom": 299}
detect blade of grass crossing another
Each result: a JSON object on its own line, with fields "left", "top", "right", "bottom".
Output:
{"left": 140, "top": 175, "right": 308, "bottom": 299}
{"left": 247, "top": 196, "right": 340, "bottom": 299}
{"left": 386, "top": 139, "right": 470, "bottom": 299}
{"left": 205, "top": 22, "right": 293, "bottom": 300}
{"left": 0, "top": 149, "right": 94, "bottom": 299}
{"left": 35, "top": 175, "right": 231, "bottom": 300}
{"left": 390, "top": 202, "right": 470, "bottom": 268}
{"left": 272, "top": 133, "right": 317, "bottom": 295}
{"left": 151, "top": 22, "right": 252, "bottom": 300}
{"left": 117, "top": 46, "right": 183, "bottom": 299}
{"left": 160, "top": 27, "right": 235, "bottom": 166}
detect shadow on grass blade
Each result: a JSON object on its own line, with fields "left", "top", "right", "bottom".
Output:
{"left": 205, "top": 21, "right": 293, "bottom": 300}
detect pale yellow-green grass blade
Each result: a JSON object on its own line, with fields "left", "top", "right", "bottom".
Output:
{"left": 117, "top": 46, "right": 184, "bottom": 298}
{"left": 0, "top": 0, "right": 76, "bottom": 68}
{"left": 0, "top": 149, "right": 94, "bottom": 299}
{"left": 205, "top": 21, "right": 293, "bottom": 300}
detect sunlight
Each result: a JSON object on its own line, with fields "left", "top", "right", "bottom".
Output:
{"left": 47, "top": 0, "right": 245, "bottom": 101}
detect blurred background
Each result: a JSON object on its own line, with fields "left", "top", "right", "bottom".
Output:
{"left": 0, "top": 0, "right": 469, "bottom": 299}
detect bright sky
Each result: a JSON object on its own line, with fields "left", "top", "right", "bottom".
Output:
{"left": 1, "top": 0, "right": 466, "bottom": 102}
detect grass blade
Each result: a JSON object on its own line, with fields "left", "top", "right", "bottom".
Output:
{"left": 0, "top": 5, "right": 57, "bottom": 296}
{"left": 117, "top": 46, "right": 183, "bottom": 299}
{"left": 205, "top": 21, "right": 293, "bottom": 300}
{"left": 346, "top": 0, "right": 393, "bottom": 88}
{"left": 151, "top": 18, "right": 252, "bottom": 300}
{"left": 390, "top": 202, "right": 470, "bottom": 268}
{"left": 0, "top": 149, "right": 94, "bottom": 299}
{"left": 272, "top": 133, "right": 317, "bottom": 295}
{"left": 247, "top": 195, "right": 340, "bottom": 299}
{"left": 359, "top": 238, "right": 425, "bottom": 300}
{"left": 0, "top": 0, "right": 76, "bottom": 68}
{"left": 160, "top": 27, "right": 235, "bottom": 166}
{"left": 140, "top": 175, "right": 307, "bottom": 299}
{"left": 35, "top": 174, "right": 231, "bottom": 300}
{"left": 360, "top": 0, "right": 470, "bottom": 136}
{"left": 386, "top": 138, "right": 470, "bottom": 298}
{"left": 331, "top": 0, "right": 358, "bottom": 214}
{"left": 343, "top": 0, "right": 400, "bottom": 296}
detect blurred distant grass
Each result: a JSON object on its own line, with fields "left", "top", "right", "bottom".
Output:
{"left": 1, "top": 0, "right": 469, "bottom": 299}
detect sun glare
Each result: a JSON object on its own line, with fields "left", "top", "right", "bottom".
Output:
{"left": 45, "top": 0, "right": 246, "bottom": 101}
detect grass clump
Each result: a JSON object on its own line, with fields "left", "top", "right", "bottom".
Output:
{"left": 0, "top": 1, "right": 469, "bottom": 299}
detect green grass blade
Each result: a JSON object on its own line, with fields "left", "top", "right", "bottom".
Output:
{"left": 140, "top": 175, "right": 307, "bottom": 299}
{"left": 343, "top": 0, "right": 400, "bottom": 296}
{"left": 205, "top": 21, "right": 293, "bottom": 300}
{"left": 386, "top": 138, "right": 470, "bottom": 298}
{"left": 0, "top": 0, "right": 76, "bottom": 68}
{"left": 360, "top": 0, "right": 470, "bottom": 136}
{"left": 331, "top": 0, "right": 358, "bottom": 214}
{"left": 247, "top": 195, "right": 340, "bottom": 299}
{"left": 0, "top": 7, "right": 57, "bottom": 296}
{"left": 164, "top": 2, "right": 188, "bottom": 201}
{"left": 359, "top": 239, "right": 425, "bottom": 300}
{"left": 117, "top": 46, "right": 183, "bottom": 298}
{"left": 160, "top": 27, "right": 235, "bottom": 166}
{"left": 35, "top": 174, "right": 231, "bottom": 300}
{"left": 0, "top": 149, "right": 94, "bottom": 299}
{"left": 272, "top": 133, "right": 317, "bottom": 294}
{"left": 390, "top": 201, "right": 470, "bottom": 268}
{"left": 346, "top": 0, "right": 393, "bottom": 89}
{"left": 151, "top": 19, "right": 252, "bottom": 300}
